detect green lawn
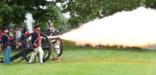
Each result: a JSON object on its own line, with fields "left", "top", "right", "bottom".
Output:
{"left": 1, "top": 46, "right": 156, "bottom": 75}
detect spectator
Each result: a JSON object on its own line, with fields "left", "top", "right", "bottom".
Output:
{"left": 19, "top": 28, "right": 30, "bottom": 62}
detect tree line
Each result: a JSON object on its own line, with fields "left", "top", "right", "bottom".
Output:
{"left": 0, "top": 0, "right": 156, "bottom": 33}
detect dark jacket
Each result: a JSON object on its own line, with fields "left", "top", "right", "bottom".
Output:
{"left": 31, "top": 31, "right": 41, "bottom": 48}
{"left": 19, "top": 33, "right": 28, "bottom": 48}
{"left": 1, "top": 32, "right": 10, "bottom": 48}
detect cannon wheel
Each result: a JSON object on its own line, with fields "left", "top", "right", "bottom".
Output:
{"left": 50, "top": 37, "right": 63, "bottom": 60}
{"left": 23, "top": 33, "right": 51, "bottom": 62}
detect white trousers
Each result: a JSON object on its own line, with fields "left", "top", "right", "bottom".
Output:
{"left": 29, "top": 46, "right": 44, "bottom": 63}
{"left": 54, "top": 44, "right": 60, "bottom": 55}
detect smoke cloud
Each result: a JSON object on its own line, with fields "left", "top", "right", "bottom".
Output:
{"left": 61, "top": 7, "right": 156, "bottom": 50}
{"left": 24, "top": 13, "right": 34, "bottom": 33}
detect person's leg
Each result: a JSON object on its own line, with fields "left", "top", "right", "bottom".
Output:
{"left": 3, "top": 48, "right": 7, "bottom": 64}
{"left": 29, "top": 49, "right": 38, "bottom": 63}
{"left": 7, "top": 47, "right": 11, "bottom": 64}
{"left": 38, "top": 46, "right": 44, "bottom": 63}
{"left": 54, "top": 44, "right": 60, "bottom": 55}
{"left": 54, "top": 44, "right": 61, "bottom": 61}
{"left": 20, "top": 44, "right": 29, "bottom": 62}
{"left": 21, "top": 50, "right": 29, "bottom": 62}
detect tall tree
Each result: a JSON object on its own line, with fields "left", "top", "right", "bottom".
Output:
{"left": 1, "top": 0, "right": 156, "bottom": 32}
{"left": 64, "top": 0, "right": 141, "bottom": 28}
{"left": 0, "top": 0, "right": 68, "bottom": 32}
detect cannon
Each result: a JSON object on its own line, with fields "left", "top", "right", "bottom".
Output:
{"left": 0, "top": 32, "right": 63, "bottom": 63}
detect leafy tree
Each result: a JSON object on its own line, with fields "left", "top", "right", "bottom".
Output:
{"left": 1, "top": 0, "right": 156, "bottom": 32}
{"left": 0, "top": 0, "right": 68, "bottom": 32}
{"left": 64, "top": 0, "right": 142, "bottom": 28}
{"left": 145, "top": 0, "right": 156, "bottom": 8}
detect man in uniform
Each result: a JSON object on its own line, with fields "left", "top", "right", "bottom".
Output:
{"left": 29, "top": 25, "right": 44, "bottom": 64}
{"left": 1, "top": 26, "right": 11, "bottom": 64}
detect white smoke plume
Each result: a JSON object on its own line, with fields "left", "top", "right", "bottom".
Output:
{"left": 61, "top": 7, "right": 156, "bottom": 50}
{"left": 24, "top": 13, "right": 34, "bottom": 33}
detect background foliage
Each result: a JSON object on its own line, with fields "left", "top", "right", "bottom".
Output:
{"left": 0, "top": 0, "right": 156, "bottom": 32}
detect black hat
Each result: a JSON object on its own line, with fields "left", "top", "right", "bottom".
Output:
{"left": 34, "top": 25, "right": 40, "bottom": 29}
{"left": 2, "top": 24, "right": 9, "bottom": 31}
{"left": 22, "top": 27, "right": 27, "bottom": 33}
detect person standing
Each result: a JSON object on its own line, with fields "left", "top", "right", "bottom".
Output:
{"left": 46, "top": 20, "right": 59, "bottom": 36}
{"left": 15, "top": 27, "right": 22, "bottom": 41}
{"left": 1, "top": 27, "right": 11, "bottom": 64}
{"left": 15, "top": 27, "right": 22, "bottom": 49}
{"left": 29, "top": 25, "right": 44, "bottom": 64}
{"left": 19, "top": 28, "right": 30, "bottom": 62}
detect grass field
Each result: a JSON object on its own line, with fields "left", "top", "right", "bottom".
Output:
{"left": 1, "top": 42, "right": 156, "bottom": 75}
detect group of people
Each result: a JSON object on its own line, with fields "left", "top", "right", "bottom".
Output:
{"left": 0, "top": 25, "right": 44, "bottom": 64}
